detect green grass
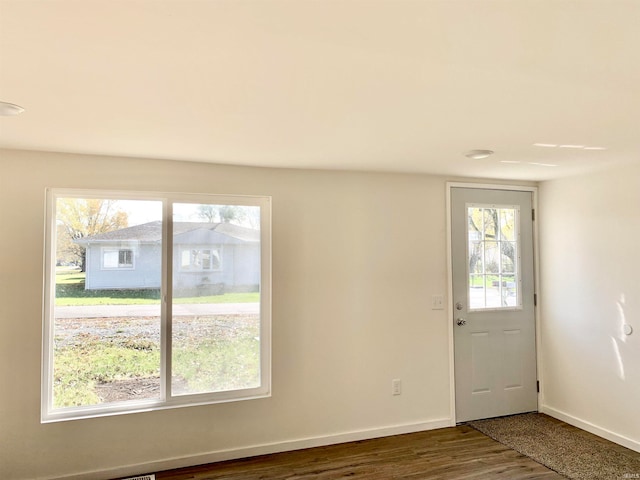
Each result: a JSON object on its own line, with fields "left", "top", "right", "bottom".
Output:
{"left": 52, "top": 319, "right": 259, "bottom": 408}
{"left": 173, "top": 337, "right": 260, "bottom": 394}
{"left": 53, "top": 335, "right": 161, "bottom": 407}
{"left": 469, "top": 275, "right": 514, "bottom": 287}
{"left": 55, "top": 269, "right": 259, "bottom": 306}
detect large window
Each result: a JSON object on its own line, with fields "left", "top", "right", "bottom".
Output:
{"left": 43, "top": 190, "right": 271, "bottom": 422}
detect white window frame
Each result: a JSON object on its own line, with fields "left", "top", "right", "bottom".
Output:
{"left": 42, "top": 189, "right": 271, "bottom": 423}
{"left": 101, "top": 247, "right": 135, "bottom": 270}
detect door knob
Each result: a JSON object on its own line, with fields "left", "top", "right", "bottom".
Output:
{"left": 456, "top": 318, "right": 467, "bottom": 326}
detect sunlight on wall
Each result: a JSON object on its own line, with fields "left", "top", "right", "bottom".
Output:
{"left": 612, "top": 294, "right": 629, "bottom": 381}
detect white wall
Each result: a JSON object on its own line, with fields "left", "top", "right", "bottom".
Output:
{"left": 539, "top": 162, "right": 640, "bottom": 451}
{"left": 0, "top": 149, "right": 456, "bottom": 480}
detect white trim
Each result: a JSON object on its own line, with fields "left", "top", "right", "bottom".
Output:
{"left": 447, "top": 182, "right": 538, "bottom": 194}
{"left": 541, "top": 405, "right": 640, "bottom": 453}
{"left": 531, "top": 189, "right": 542, "bottom": 409}
{"left": 42, "top": 189, "right": 56, "bottom": 421}
{"left": 445, "top": 185, "right": 456, "bottom": 422}
{"left": 45, "top": 418, "right": 453, "bottom": 480}
{"left": 446, "top": 182, "right": 539, "bottom": 424}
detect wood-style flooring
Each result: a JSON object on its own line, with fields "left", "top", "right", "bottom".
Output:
{"left": 152, "top": 425, "right": 564, "bottom": 479}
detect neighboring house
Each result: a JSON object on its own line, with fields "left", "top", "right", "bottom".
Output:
{"left": 76, "top": 221, "right": 260, "bottom": 293}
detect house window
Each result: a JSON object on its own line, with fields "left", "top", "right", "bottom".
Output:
{"left": 43, "top": 190, "right": 271, "bottom": 422}
{"left": 180, "top": 248, "right": 221, "bottom": 271}
{"left": 102, "top": 248, "right": 134, "bottom": 269}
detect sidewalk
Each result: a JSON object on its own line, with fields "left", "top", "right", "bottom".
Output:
{"left": 54, "top": 302, "right": 259, "bottom": 319}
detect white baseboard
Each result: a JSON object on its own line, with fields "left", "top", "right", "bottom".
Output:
{"left": 50, "top": 417, "right": 454, "bottom": 480}
{"left": 541, "top": 404, "right": 640, "bottom": 453}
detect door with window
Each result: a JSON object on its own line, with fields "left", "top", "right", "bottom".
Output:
{"left": 451, "top": 187, "right": 537, "bottom": 422}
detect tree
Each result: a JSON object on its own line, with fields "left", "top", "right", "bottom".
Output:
{"left": 197, "top": 204, "right": 247, "bottom": 224}
{"left": 57, "top": 198, "right": 129, "bottom": 271}
{"left": 197, "top": 204, "right": 217, "bottom": 222}
{"left": 468, "top": 207, "right": 517, "bottom": 306}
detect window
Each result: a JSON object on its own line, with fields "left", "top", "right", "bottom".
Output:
{"left": 102, "top": 248, "right": 134, "bottom": 269}
{"left": 43, "top": 190, "right": 271, "bottom": 422}
{"left": 180, "top": 247, "right": 221, "bottom": 271}
{"left": 467, "top": 204, "right": 521, "bottom": 310}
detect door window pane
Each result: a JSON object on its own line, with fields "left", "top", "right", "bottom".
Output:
{"left": 467, "top": 205, "right": 521, "bottom": 310}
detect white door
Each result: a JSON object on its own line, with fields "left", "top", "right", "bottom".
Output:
{"left": 451, "top": 187, "right": 537, "bottom": 422}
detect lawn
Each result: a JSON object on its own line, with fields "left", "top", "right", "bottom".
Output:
{"left": 55, "top": 268, "right": 259, "bottom": 306}
{"left": 52, "top": 268, "right": 262, "bottom": 407}
{"left": 53, "top": 315, "right": 260, "bottom": 407}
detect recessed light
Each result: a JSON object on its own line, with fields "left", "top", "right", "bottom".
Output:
{"left": 558, "top": 144, "right": 584, "bottom": 149}
{"left": 529, "top": 162, "right": 558, "bottom": 167}
{"left": 0, "top": 101, "right": 25, "bottom": 116}
{"left": 501, "top": 160, "right": 521, "bottom": 164}
{"left": 465, "top": 149, "right": 494, "bottom": 160}
{"left": 583, "top": 146, "right": 607, "bottom": 151}
{"left": 533, "top": 143, "right": 557, "bottom": 148}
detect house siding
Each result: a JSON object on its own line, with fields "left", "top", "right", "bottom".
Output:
{"left": 85, "top": 240, "right": 259, "bottom": 292}
{"left": 172, "top": 243, "right": 260, "bottom": 293}
{"left": 85, "top": 242, "right": 161, "bottom": 289}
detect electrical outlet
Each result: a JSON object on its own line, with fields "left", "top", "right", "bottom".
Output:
{"left": 392, "top": 378, "right": 402, "bottom": 396}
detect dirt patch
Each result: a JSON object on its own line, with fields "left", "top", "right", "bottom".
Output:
{"left": 54, "top": 314, "right": 259, "bottom": 347}
{"left": 95, "top": 376, "right": 191, "bottom": 403}
{"left": 95, "top": 377, "right": 160, "bottom": 403}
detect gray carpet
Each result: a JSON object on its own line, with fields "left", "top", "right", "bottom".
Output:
{"left": 469, "top": 413, "right": 640, "bottom": 480}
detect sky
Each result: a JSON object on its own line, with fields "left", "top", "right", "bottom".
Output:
{"left": 118, "top": 200, "right": 259, "bottom": 228}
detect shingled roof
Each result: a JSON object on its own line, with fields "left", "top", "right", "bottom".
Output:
{"left": 76, "top": 221, "right": 259, "bottom": 244}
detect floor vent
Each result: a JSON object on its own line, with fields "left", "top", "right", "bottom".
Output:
{"left": 121, "top": 475, "right": 155, "bottom": 480}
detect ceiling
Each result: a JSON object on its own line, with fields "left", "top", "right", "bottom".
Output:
{"left": 1, "top": 0, "right": 639, "bottom": 181}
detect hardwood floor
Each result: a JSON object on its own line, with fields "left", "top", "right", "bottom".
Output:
{"left": 152, "top": 425, "right": 564, "bottom": 479}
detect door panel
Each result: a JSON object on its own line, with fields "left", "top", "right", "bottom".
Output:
{"left": 471, "top": 332, "right": 491, "bottom": 393}
{"left": 452, "top": 187, "right": 537, "bottom": 422}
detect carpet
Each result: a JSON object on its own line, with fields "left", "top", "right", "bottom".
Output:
{"left": 469, "top": 413, "right": 640, "bottom": 480}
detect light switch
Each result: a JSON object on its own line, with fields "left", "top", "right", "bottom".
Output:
{"left": 432, "top": 294, "right": 444, "bottom": 310}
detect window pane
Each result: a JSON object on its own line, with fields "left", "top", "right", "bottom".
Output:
{"left": 501, "top": 243, "right": 516, "bottom": 273}
{"left": 500, "top": 210, "right": 516, "bottom": 241}
{"left": 485, "top": 276, "right": 502, "bottom": 308}
{"left": 484, "top": 241, "right": 500, "bottom": 273}
{"left": 172, "top": 203, "right": 261, "bottom": 396}
{"left": 502, "top": 275, "right": 517, "bottom": 307}
{"left": 52, "top": 198, "right": 162, "bottom": 408}
{"left": 469, "top": 275, "right": 486, "bottom": 309}
{"left": 201, "top": 250, "right": 212, "bottom": 270}
{"left": 467, "top": 205, "right": 520, "bottom": 310}
{"left": 469, "top": 241, "right": 483, "bottom": 274}
{"left": 119, "top": 249, "right": 133, "bottom": 267}
{"left": 103, "top": 250, "right": 118, "bottom": 268}
{"left": 483, "top": 208, "right": 497, "bottom": 240}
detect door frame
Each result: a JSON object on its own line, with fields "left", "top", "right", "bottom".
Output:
{"left": 446, "top": 182, "right": 541, "bottom": 424}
